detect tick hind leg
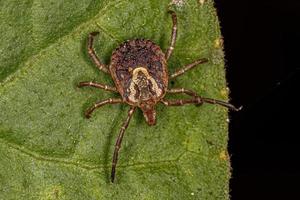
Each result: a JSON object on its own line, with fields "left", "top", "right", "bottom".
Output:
{"left": 87, "top": 32, "right": 109, "bottom": 74}
{"left": 84, "top": 98, "right": 124, "bottom": 119}
{"left": 161, "top": 98, "right": 241, "bottom": 111}
{"left": 162, "top": 88, "right": 241, "bottom": 111}
{"left": 111, "top": 106, "right": 136, "bottom": 183}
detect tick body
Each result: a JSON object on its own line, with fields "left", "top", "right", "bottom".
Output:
{"left": 110, "top": 39, "right": 168, "bottom": 125}
{"left": 78, "top": 11, "right": 241, "bottom": 183}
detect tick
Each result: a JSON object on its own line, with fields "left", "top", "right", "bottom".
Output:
{"left": 78, "top": 11, "right": 241, "bottom": 183}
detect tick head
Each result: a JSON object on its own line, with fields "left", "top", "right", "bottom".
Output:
{"left": 140, "top": 103, "right": 156, "bottom": 126}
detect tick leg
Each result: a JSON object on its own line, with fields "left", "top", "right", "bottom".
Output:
{"left": 111, "top": 106, "right": 136, "bottom": 183}
{"left": 165, "top": 10, "right": 177, "bottom": 61}
{"left": 199, "top": 97, "right": 242, "bottom": 111}
{"left": 85, "top": 98, "right": 123, "bottom": 119}
{"left": 170, "top": 58, "right": 208, "bottom": 79}
{"left": 78, "top": 81, "right": 117, "bottom": 92}
{"left": 87, "top": 32, "right": 109, "bottom": 74}
{"left": 161, "top": 98, "right": 202, "bottom": 106}
{"left": 161, "top": 97, "right": 241, "bottom": 111}
{"left": 167, "top": 88, "right": 199, "bottom": 98}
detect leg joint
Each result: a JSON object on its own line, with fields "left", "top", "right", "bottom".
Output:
{"left": 88, "top": 49, "right": 94, "bottom": 54}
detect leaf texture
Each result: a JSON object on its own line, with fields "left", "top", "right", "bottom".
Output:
{"left": 0, "top": 0, "right": 230, "bottom": 199}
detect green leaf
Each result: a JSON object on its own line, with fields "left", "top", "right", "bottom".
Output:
{"left": 0, "top": 0, "right": 230, "bottom": 199}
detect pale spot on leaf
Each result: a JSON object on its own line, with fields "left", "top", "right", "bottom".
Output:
{"left": 199, "top": 0, "right": 205, "bottom": 5}
{"left": 219, "top": 150, "right": 229, "bottom": 161}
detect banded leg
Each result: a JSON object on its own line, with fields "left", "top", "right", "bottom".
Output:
{"left": 167, "top": 88, "right": 199, "bottom": 98}
{"left": 170, "top": 58, "right": 208, "bottom": 79}
{"left": 87, "top": 32, "right": 109, "bottom": 74}
{"left": 165, "top": 10, "right": 177, "bottom": 61}
{"left": 85, "top": 98, "right": 123, "bottom": 118}
{"left": 78, "top": 81, "right": 117, "bottom": 92}
{"left": 161, "top": 98, "right": 201, "bottom": 106}
{"left": 161, "top": 97, "right": 241, "bottom": 111}
{"left": 111, "top": 106, "right": 136, "bottom": 183}
{"left": 200, "top": 97, "right": 242, "bottom": 111}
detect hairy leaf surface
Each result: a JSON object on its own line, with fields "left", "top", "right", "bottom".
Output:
{"left": 0, "top": 0, "right": 230, "bottom": 199}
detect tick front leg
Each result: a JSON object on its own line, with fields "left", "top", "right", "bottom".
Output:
{"left": 84, "top": 98, "right": 123, "bottom": 119}
{"left": 170, "top": 58, "right": 208, "bottom": 79}
{"left": 161, "top": 97, "right": 241, "bottom": 111}
{"left": 165, "top": 10, "right": 177, "bottom": 61}
{"left": 87, "top": 32, "right": 110, "bottom": 74}
{"left": 111, "top": 106, "right": 136, "bottom": 183}
{"left": 78, "top": 81, "right": 117, "bottom": 92}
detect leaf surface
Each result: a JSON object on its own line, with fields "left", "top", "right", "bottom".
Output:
{"left": 0, "top": 0, "right": 230, "bottom": 199}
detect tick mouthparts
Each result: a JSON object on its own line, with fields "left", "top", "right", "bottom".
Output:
{"left": 144, "top": 111, "right": 156, "bottom": 125}
{"left": 141, "top": 105, "right": 157, "bottom": 126}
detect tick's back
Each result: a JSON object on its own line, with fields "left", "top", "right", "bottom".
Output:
{"left": 110, "top": 39, "right": 168, "bottom": 105}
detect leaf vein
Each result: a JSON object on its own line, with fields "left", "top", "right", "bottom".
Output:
{"left": 0, "top": 138, "right": 188, "bottom": 171}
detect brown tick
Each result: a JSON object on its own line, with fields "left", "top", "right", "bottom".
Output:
{"left": 78, "top": 11, "right": 241, "bottom": 183}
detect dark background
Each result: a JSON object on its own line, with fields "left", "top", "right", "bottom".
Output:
{"left": 214, "top": 0, "right": 300, "bottom": 199}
